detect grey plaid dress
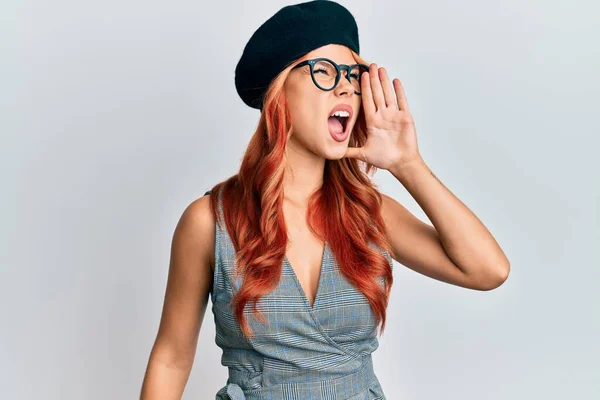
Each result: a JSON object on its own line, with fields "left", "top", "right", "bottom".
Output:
{"left": 205, "top": 190, "right": 392, "bottom": 400}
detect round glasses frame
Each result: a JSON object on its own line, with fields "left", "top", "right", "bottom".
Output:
{"left": 292, "top": 57, "right": 369, "bottom": 95}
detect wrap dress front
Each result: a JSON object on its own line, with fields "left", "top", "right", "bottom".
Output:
{"left": 205, "top": 190, "right": 392, "bottom": 400}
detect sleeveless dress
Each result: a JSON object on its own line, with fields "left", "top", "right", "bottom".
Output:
{"left": 204, "top": 190, "right": 393, "bottom": 400}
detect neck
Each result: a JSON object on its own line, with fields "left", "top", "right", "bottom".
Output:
{"left": 282, "top": 138, "right": 325, "bottom": 207}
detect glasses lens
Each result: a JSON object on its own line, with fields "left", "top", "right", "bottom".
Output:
{"left": 312, "top": 60, "right": 338, "bottom": 90}
{"left": 311, "top": 61, "right": 369, "bottom": 93}
{"left": 349, "top": 65, "right": 368, "bottom": 93}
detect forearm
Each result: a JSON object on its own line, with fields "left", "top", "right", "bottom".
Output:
{"left": 390, "top": 157, "right": 510, "bottom": 280}
{"left": 140, "top": 350, "right": 194, "bottom": 400}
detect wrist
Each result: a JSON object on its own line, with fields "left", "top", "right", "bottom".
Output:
{"left": 389, "top": 155, "right": 427, "bottom": 180}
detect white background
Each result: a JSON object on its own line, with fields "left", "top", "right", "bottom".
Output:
{"left": 1, "top": 0, "right": 598, "bottom": 398}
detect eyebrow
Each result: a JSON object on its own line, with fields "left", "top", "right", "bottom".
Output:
{"left": 325, "top": 59, "right": 357, "bottom": 65}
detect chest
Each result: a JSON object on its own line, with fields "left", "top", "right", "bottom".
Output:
{"left": 282, "top": 200, "right": 332, "bottom": 310}
{"left": 284, "top": 226, "right": 326, "bottom": 310}
{"left": 212, "top": 201, "right": 385, "bottom": 348}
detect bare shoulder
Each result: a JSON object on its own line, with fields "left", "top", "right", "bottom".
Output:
{"left": 175, "top": 193, "right": 216, "bottom": 273}
{"left": 147, "top": 193, "right": 217, "bottom": 369}
{"left": 379, "top": 192, "right": 414, "bottom": 226}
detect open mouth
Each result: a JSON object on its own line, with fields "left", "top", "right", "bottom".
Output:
{"left": 334, "top": 115, "right": 349, "bottom": 131}
{"left": 327, "top": 114, "right": 349, "bottom": 135}
{"left": 327, "top": 105, "right": 353, "bottom": 139}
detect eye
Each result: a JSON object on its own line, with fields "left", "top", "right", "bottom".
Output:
{"left": 314, "top": 66, "right": 331, "bottom": 75}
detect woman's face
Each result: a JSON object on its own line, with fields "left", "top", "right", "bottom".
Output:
{"left": 284, "top": 44, "right": 363, "bottom": 160}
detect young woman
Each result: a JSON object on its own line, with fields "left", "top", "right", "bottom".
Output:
{"left": 140, "top": 1, "right": 510, "bottom": 399}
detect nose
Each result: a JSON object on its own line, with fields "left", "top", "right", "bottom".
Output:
{"left": 334, "top": 70, "right": 354, "bottom": 96}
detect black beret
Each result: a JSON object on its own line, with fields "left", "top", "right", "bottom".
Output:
{"left": 234, "top": 0, "right": 361, "bottom": 110}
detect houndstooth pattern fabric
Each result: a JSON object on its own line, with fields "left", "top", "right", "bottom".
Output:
{"left": 205, "top": 190, "right": 392, "bottom": 400}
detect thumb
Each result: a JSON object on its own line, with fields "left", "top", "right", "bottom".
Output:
{"left": 344, "top": 146, "right": 367, "bottom": 162}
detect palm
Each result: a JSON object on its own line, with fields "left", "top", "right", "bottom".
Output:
{"left": 345, "top": 63, "right": 421, "bottom": 171}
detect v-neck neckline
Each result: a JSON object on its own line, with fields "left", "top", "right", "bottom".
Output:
{"left": 284, "top": 241, "right": 328, "bottom": 311}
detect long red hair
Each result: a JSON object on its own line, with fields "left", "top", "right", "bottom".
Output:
{"left": 207, "top": 50, "right": 394, "bottom": 339}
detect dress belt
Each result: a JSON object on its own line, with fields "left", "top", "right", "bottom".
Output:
{"left": 215, "top": 354, "right": 376, "bottom": 400}
{"left": 216, "top": 381, "right": 245, "bottom": 400}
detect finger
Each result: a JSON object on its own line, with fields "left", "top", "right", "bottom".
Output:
{"left": 369, "top": 63, "right": 386, "bottom": 111}
{"left": 344, "top": 146, "right": 367, "bottom": 163}
{"left": 393, "top": 78, "right": 410, "bottom": 112}
{"left": 360, "top": 71, "right": 376, "bottom": 117}
{"left": 379, "top": 68, "right": 398, "bottom": 109}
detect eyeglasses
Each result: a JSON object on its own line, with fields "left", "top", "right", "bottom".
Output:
{"left": 292, "top": 57, "right": 369, "bottom": 95}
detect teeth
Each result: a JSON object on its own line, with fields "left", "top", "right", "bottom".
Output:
{"left": 330, "top": 110, "right": 350, "bottom": 117}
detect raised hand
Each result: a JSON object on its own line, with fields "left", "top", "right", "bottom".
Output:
{"left": 345, "top": 63, "right": 422, "bottom": 172}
